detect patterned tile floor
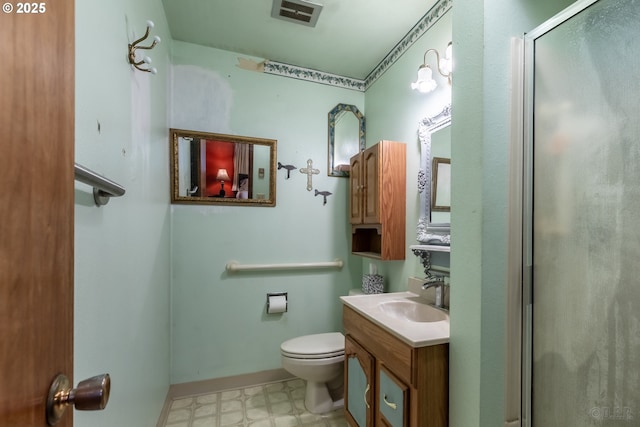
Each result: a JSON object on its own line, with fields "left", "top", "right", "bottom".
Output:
{"left": 161, "top": 379, "right": 348, "bottom": 427}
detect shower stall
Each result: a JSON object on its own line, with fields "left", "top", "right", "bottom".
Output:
{"left": 522, "top": 0, "right": 640, "bottom": 425}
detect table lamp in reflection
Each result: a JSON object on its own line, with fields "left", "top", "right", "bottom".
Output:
{"left": 216, "top": 168, "right": 231, "bottom": 197}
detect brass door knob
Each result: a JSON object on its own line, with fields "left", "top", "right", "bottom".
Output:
{"left": 46, "top": 373, "right": 111, "bottom": 426}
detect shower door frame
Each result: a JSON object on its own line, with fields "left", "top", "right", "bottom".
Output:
{"left": 517, "top": 0, "right": 605, "bottom": 426}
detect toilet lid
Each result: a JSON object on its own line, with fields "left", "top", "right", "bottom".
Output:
{"left": 281, "top": 332, "right": 345, "bottom": 359}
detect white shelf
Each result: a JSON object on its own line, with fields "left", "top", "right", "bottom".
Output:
{"left": 410, "top": 244, "right": 451, "bottom": 253}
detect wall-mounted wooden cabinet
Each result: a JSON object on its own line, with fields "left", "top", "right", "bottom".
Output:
{"left": 349, "top": 141, "right": 406, "bottom": 260}
{"left": 343, "top": 306, "right": 448, "bottom": 427}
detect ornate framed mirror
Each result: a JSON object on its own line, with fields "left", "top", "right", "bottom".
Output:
{"left": 169, "top": 129, "right": 277, "bottom": 206}
{"left": 327, "top": 103, "right": 365, "bottom": 177}
{"left": 416, "top": 105, "right": 451, "bottom": 244}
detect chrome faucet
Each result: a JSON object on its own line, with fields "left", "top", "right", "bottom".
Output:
{"left": 422, "top": 280, "right": 447, "bottom": 309}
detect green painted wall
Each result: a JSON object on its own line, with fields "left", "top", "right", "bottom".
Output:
{"left": 166, "top": 1, "right": 456, "bottom": 388}
{"left": 167, "top": 7, "right": 457, "bottom": 387}
{"left": 364, "top": 9, "right": 453, "bottom": 291}
{"left": 74, "top": 0, "right": 172, "bottom": 426}
{"left": 450, "top": 0, "right": 578, "bottom": 426}
{"left": 169, "top": 41, "right": 364, "bottom": 384}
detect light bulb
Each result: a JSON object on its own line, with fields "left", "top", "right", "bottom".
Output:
{"left": 411, "top": 65, "right": 437, "bottom": 93}
{"left": 441, "top": 42, "right": 453, "bottom": 75}
{"left": 143, "top": 56, "right": 152, "bottom": 64}
{"left": 439, "top": 58, "right": 452, "bottom": 75}
{"left": 146, "top": 20, "right": 155, "bottom": 28}
{"left": 416, "top": 80, "right": 437, "bottom": 93}
{"left": 150, "top": 67, "right": 158, "bottom": 75}
{"left": 153, "top": 35, "right": 161, "bottom": 44}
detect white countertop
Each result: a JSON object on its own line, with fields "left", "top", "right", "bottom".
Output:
{"left": 340, "top": 291, "right": 450, "bottom": 348}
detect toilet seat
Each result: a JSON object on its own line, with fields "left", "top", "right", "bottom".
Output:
{"left": 281, "top": 332, "right": 344, "bottom": 359}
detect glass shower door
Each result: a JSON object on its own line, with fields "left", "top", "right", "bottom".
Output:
{"left": 525, "top": 0, "right": 640, "bottom": 425}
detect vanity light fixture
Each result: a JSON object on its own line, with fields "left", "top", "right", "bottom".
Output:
{"left": 216, "top": 168, "right": 231, "bottom": 197}
{"left": 128, "top": 20, "right": 161, "bottom": 74}
{"left": 411, "top": 41, "right": 453, "bottom": 93}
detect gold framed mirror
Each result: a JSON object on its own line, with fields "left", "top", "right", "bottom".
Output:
{"left": 169, "top": 129, "right": 277, "bottom": 206}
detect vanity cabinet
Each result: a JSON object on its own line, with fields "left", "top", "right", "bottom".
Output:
{"left": 343, "top": 305, "right": 448, "bottom": 427}
{"left": 349, "top": 140, "right": 406, "bottom": 260}
{"left": 378, "top": 366, "right": 409, "bottom": 427}
{"left": 345, "top": 335, "right": 375, "bottom": 426}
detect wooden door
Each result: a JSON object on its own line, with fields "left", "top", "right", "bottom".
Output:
{"left": 0, "top": 1, "right": 75, "bottom": 426}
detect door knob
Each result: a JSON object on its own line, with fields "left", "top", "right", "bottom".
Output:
{"left": 46, "top": 373, "right": 111, "bottom": 426}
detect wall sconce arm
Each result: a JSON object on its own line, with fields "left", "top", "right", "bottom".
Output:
{"left": 411, "top": 41, "right": 453, "bottom": 93}
{"left": 422, "top": 47, "right": 451, "bottom": 81}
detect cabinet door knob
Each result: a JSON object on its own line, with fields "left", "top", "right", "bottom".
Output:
{"left": 383, "top": 394, "right": 398, "bottom": 410}
{"left": 364, "top": 383, "right": 370, "bottom": 409}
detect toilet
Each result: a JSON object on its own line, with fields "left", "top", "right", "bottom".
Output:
{"left": 280, "top": 332, "right": 345, "bottom": 414}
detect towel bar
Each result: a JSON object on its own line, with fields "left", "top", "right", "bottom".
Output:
{"left": 74, "top": 163, "right": 126, "bottom": 207}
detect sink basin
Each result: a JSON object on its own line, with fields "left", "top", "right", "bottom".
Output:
{"left": 377, "top": 300, "right": 447, "bottom": 323}
{"left": 340, "top": 291, "right": 450, "bottom": 347}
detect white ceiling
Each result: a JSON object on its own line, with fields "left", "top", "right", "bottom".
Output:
{"left": 161, "top": 0, "right": 438, "bottom": 80}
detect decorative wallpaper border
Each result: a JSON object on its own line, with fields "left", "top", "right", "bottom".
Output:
{"left": 365, "top": 0, "right": 452, "bottom": 89}
{"left": 262, "top": 0, "right": 452, "bottom": 92}
{"left": 263, "top": 61, "right": 365, "bottom": 91}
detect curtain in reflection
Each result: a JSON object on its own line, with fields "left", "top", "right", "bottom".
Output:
{"left": 232, "top": 143, "right": 250, "bottom": 191}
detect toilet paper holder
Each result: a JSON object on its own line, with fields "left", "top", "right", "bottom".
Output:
{"left": 267, "top": 292, "right": 288, "bottom": 314}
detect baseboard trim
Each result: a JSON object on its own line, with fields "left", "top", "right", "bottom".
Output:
{"left": 156, "top": 369, "right": 295, "bottom": 427}
{"left": 168, "top": 368, "right": 295, "bottom": 399}
{"left": 156, "top": 392, "right": 173, "bottom": 427}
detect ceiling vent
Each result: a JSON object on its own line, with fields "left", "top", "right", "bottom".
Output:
{"left": 271, "top": 0, "right": 323, "bottom": 27}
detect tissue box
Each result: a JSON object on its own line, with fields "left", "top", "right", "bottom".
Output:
{"left": 362, "top": 274, "right": 384, "bottom": 294}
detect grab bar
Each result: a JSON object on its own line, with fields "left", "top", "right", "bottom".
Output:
{"left": 74, "top": 163, "right": 126, "bottom": 207}
{"left": 226, "top": 259, "right": 343, "bottom": 273}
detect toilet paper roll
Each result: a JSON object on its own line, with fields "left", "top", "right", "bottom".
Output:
{"left": 267, "top": 294, "right": 288, "bottom": 314}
